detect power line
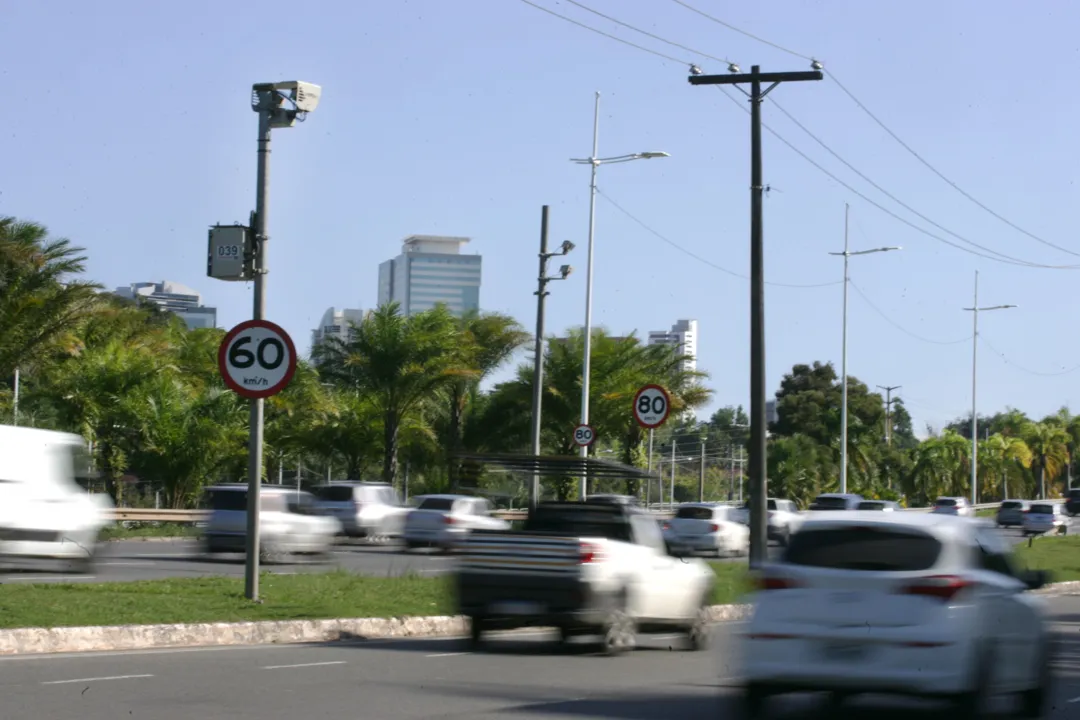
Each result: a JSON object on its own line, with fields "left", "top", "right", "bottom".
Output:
{"left": 595, "top": 187, "right": 842, "bottom": 288}
{"left": 847, "top": 279, "right": 971, "bottom": 346}
{"left": 979, "top": 336, "right": 1080, "bottom": 377}
{"left": 667, "top": 0, "right": 815, "bottom": 61}
{"left": 516, "top": 0, "right": 689, "bottom": 64}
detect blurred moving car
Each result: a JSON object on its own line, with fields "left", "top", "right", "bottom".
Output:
{"left": 402, "top": 494, "right": 509, "bottom": 551}
{"left": 739, "top": 511, "right": 1053, "bottom": 718}
{"left": 931, "top": 496, "right": 974, "bottom": 517}
{"left": 1064, "top": 489, "right": 1080, "bottom": 517}
{"left": 1022, "top": 502, "right": 1069, "bottom": 537}
{"left": 201, "top": 484, "right": 341, "bottom": 562}
{"left": 456, "top": 500, "right": 716, "bottom": 655}
{"left": 311, "top": 481, "right": 407, "bottom": 541}
{"left": 731, "top": 498, "right": 802, "bottom": 546}
{"left": 855, "top": 500, "right": 900, "bottom": 512}
{"left": 807, "top": 493, "right": 864, "bottom": 511}
{"left": 0, "top": 426, "right": 113, "bottom": 572}
{"left": 997, "top": 499, "right": 1030, "bottom": 528}
{"left": 663, "top": 503, "right": 749, "bottom": 557}
{"left": 585, "top": 494, "right": 639, "bottom": 507}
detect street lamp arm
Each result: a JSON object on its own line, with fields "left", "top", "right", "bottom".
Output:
{"left": 963, "top": 304, "right": 1017, "bottom": 312}
{"left": 570, "top": 152, "right": 670, "bottom": 166}
{"left": 830, "top": 246, "right": 903, "bottom": 257}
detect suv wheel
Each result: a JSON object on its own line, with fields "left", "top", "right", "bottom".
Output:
{"left": 601, "top": 609, "right": 636, "bottom": 656}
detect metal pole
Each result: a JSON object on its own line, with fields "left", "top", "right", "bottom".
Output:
{"left": 729, "top": 442, "right": 734, "bottom": 502}
{"left": 244, "top": 106, "right": 272, "bottom": 602}
{"left": 970, "top": 270, "right": 979, "bottom": 506}
{"left": 278, "top": 453, "right": 283, "bottom": 485}
{"left": 12, "top": 366, "right": 19, "bottom": 427}
{"left": 579, "top": 91, "right": 600, "bottom": 501}
{"left": 699, "top": 441, "right": 706, "bottom": 503}
{"left": 404, "top": 460, "right": 410, "bottom": 501}
{"left": 670, "top": 439, "right": 677, "bottom": 508}
{"left": 747, "top": 66, "right": 768, "bottom": 567}
{"left": 530, "top": 206, "right": 551, "bottom": 511}
{"left": 646, "top": 428, "right": 654, "bottom": 506}
{"left": 839, "top": 203, "right": 850, "bottom": 495}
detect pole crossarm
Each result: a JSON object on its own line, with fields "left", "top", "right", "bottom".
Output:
{"left": 688, "top": 71, "right": 824, "bottom": 86}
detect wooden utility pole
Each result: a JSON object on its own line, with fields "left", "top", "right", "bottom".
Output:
{"left": 877, "top": 385, "right": 902, "bottom": 445}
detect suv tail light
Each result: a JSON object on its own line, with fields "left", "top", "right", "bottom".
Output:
{"left": 755, "top": 575, "right": 800, "bottom": 591}
{"left": 709, "top": 523, "right": 720, "bottom": 533}
{"left": 444, "top": 515, "right": 456, "bottom": 525}
{"left": 899, "top": 575, "right": 972, "bottom": 601}
{"left": 661, "top": 521, "right": 671, "bottom": 531}
{"left": 579, "top": 541, "right": 606, "bottom": 564}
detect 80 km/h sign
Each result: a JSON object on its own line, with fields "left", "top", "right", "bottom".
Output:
{"left": 633, "top": 384, "right": 671, "bottom": 429}
{"left": 218, "top": 319, "right": 297, "bottom": 399}
{"left": 572, "top": 423, "right": 596, "bottom": 447}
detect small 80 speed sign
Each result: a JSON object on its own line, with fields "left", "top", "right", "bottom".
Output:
{"left": 572, "top": 424, "right": 596, "bottom": 447}
{"left": 633, "top": 384, "right": 671, "bottom": 429}
{"left": 218, "top": 319, "right": 297, "bottom": 399}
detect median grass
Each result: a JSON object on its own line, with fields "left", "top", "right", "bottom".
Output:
{"left": 1013, "top": 534, "right": 1080, "bottom": 582}
{"left": 0, "top": 563, "right": 752, "bottom": 630}
{"left": 100, "top": 523, "right": 200, "bottom": 541}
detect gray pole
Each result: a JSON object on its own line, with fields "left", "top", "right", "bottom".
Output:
{"left": 970, "top": 270, "right": 979, "bottom": 506}
{"left": 12, "top": 366, "right": 18, "bottom": 427}
{"left": 670, "top": 439, "right": 676, "bottom": 508}
{"left": 698, "top": 441, "right": 705, "bottom": 503}
{"left": 877, "top": 385, "right": 901, "bottom": 446}
{"left": 839, "top": 203, "right": 850, "bottom": 494}
{"left": 579, "top": 91, "right": 600, "bottom": 502}
{"left": 729, "top": 442, "right": 734, "bottom": 502}
{"left": 244, "top": 105, "right": 272, "bottom": 602}
{"left": 529, "top": 206, "right": 551, "bottom": 511}
{"left": 646, "top": 428, "right": 653, "bottom": 506}
{"left": 404, "top": 460, "right": 409, "bottom": 501}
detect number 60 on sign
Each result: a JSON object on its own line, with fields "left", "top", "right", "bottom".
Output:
{"left": 218, "top": 319, "right": 298, "bottom": 399}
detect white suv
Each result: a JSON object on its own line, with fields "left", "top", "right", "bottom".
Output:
{"left": 739, "top": 512, "right": 1052, "bottom": 717}
{"left": 732, "top": 498, "right": 801, "bottom": 546}
{"left": 931, "top": 496, "right": 974, "bottom": 517}
{"left": 312, "top": 481, "right": 408, "bottom": 542}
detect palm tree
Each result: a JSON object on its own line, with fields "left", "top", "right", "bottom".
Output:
{"left": 0, "top": 217, "right": 100, "bottom": 377}
{"left": 1022, "top": 421, "right": 1070, "bottom": 499}
{"left": 313, "top": 303, "right": 470, "bottom": 484}
{"left": 910, "top": 430, "right": 970, "bottom": 502}
{"left": 979, "top": 433, "right": 1033, "bottom": 500}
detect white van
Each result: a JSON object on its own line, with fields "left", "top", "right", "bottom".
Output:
{"left": 0, "top": 425, "right": 113, "bottom": 571}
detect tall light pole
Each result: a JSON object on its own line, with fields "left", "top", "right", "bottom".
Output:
{"left": 963, "top": 270, "right": 1016, "bottom": 503}
{"left": 570, "top": 91, "right": 669, "bottom": 500}
{"left": 829, "top": 203, "right": 900, "bottom": 493}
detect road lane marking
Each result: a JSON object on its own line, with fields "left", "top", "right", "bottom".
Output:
{"left": 4, "top": 576, "right": 96, "bottom": 582}
{"left": 262, "top": 660, "right": 347, "bottom": 670}
{"left": 42, "top": 674, "right": 153, "bottom": 685}
{"left": 426, "top": 652, "right": 468, "bottom": 657}
{"left": 99, "top": 561, "right": 157, "bottom": 567}
{"left": 1068, "top": 695, "right": 1080, "bottom": 704}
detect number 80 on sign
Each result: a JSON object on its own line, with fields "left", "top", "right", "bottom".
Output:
{"left": 572, "top": 424, "right": 596, "bottom": 447}
{"left": 633, "top": 384, "right": 671, "bottom": 429}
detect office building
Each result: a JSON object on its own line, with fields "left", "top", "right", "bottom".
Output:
{"left": 114, "top": 280, "right": 217, "bottom": 330}
{"left": 310, "top": 307, "right": 365, "bottom": 357}
{"left": 766, "top": 398, "right": 779, "bottom": 426}
{"left": 647, "top": 319, "right": 698, "bottom": 373}
{"left": 377, "top": 235, "right": 481, "bottom": 316}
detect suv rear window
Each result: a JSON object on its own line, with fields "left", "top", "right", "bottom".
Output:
{"left": 314, "top": 486, "right": 355, "bottom": 502}
{"left": 524, "top": 507, "right": 632, "bottom": 542}
{"left": 857, "top": 501, "right": 885, "bottom": 510}
{"left": 676, "top": 506, "right": 714, "bottom": 520}
{"left": 418, "top": 497, "right": 455, "bottom": 511}
{"left": 935, "top": 498, "right": 957, "bottom": 507}
{"left": 784, "top": 526, "right": 942, "bottom": 571}
{"left": 1001, "top": 501, "right": 1023, "bottom": 510}
{"left": 810, "top": 496, "right": 850, "bottom": 510}
{"left": 207, "top": 489, "right": 248, "bottom": 511}
{"left": 1029, "top": 504, "right": 1054, "bottom": 514}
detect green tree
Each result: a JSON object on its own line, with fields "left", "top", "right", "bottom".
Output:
{"left": 1022, "top": 421, "right": 1070, "bottom": 499}
{"left": 979, "top": 433, "right": 1033, "bottom": 501}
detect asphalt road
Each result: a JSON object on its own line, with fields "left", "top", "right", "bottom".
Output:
{"left": 0, "top": 526, "right": 1036, "bottom": 585}
{"left": 3, "top": 592, "right": 1080, "bottom": 719}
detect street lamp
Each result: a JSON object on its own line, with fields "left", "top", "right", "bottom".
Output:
{"left": 829, "top": 203, "right": 901, "bottom": 494}
{"left": 570, "top": 91, "right": 669, "bottom": 500}
{"left": 963, "top": 270, "right": 1016, "bottom": 502}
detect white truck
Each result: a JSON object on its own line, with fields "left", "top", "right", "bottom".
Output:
{"left": 455, "top": 501, "right": 716, "bottom": 655}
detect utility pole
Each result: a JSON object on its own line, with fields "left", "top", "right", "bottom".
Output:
{"left": 12, "top": 367, "right": 19, "bottom": 426}
{"left": 689, "top": 63, "right": 823, "bottom": 567}
{"left": 698, "top": 441, "right": 706, "bottom": 502}
{"left": 529, "top": 206, "right": 573, "bottom": 511}
{"left": 646, "top": 428, "right": 654, "bottom": 505}
{"left": 728, "top": 442, "right": 734, "bottom": 501}
{"left": 877, "top": 385, "right": 902, "bottom": 446}
{"left": 670, "top": 439, "right": 677, "bottom": 508}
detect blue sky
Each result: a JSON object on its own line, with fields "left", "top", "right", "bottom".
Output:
{"left": 3, "top": 0, "right": 1079, "bottom": 437}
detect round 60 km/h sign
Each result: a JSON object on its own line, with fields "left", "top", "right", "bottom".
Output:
{"left": 633, "top": 384, "right": 671, "bottom": 429}
{"left": 572, "top": 423, "right": 596, "bottom": 447}
{"left": 218, "top": 319, "right": 297, "bottom": 400}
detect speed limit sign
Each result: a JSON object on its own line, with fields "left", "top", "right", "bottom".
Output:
{"left": 218, "top": 319, "right": 297, "bottom": 399}
{"left": 633, "top": 384, "right": 671, "bottom": 429}
{"left": 572, "top": 424, "right": 596, "bottom": 447}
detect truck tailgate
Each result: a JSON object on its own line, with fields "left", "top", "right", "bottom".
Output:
{"left": 459, "top": 532, "right": 583, "bottom": 578}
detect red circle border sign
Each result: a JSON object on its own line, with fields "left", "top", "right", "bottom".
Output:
{"left": 217, "top": 319, "right": 298, "bottom": 400}
{"left": 633, "top": 384, "right": 671, "bottom": 429}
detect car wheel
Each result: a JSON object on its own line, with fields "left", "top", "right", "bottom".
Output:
{"left": 467, "top": 616, "right": 486, "bottom": 651}
{"left": 1019, "top": 642, "right": 1052, "bottom": 718}
{"left": 686, "top": 606, "right": 710, "bottom": 651}
{"left": 952, "top": 644, "right": 991, "bottom": 720}
{"left": 601, "top": 609, "right": 636, "bottom": 656}
{"left": 740, "top": 682, "right": 769, "bottom": 719}
{"left": 259, "top": 545, "right": 287, "bottom": 564}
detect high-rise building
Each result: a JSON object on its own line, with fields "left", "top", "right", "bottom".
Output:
{"left": 114, "top": 280, "right": 217, "bottom": 330}
{"left": 377, "top": 235, "right": 481, "bottom": 316}
{"left": 647, "top": 319, "right": 698, "bottom": 373}
{"left": 310, "top": 307, "right": 364, "bottom": 358}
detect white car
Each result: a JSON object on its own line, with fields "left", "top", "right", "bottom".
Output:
{"left": 1023, "top": 502, "right": 1069, "bottom": 536}
{"left": 403, "top": 495, "right": 509, "bottom": 551}
{"left": 931, "top": 496, "right": 974, "bottom": 517}
{"left": 731, "top": 498, "right": 802, "bottom": 546}
{"left": 664, "top": 503, "right": 749, "bottom": 557}
{"left": 739, "top": 512, "right": 1052, "bottom": 718}
{"left": 311, "top": 481, "right": 408, "bottom": 541}
{"left": 201, "top": 485, "right": 341, "bottom": 562}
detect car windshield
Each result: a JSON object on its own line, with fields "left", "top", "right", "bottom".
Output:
{"left": 314, "top": 486, "right": 354, "bottom": 502}
{"left": 856, "top": 501, "right": 885, "bottom": 510}
{"left": 810, "top": 496, "right": 850, "bottom": 510}
{"left": 675, "top": 506, "right": 713, "bottom": 520}
{"left": 418, "top": 497, "right": 455, "bottom": 511}
{"left": 206, "top": 489, "right": 248, "bottom": 512}
{"left": 784, "top": 526, "right": 942, "bottom": 571}
{"left": 1029, "top": 504, "right": 1054, "bottom": 515}
{"left": 1001, "top": 501, "right": 1023, "bottom": 510}
{"left": 935, "top": 498, "right": 957, "bottom": 507}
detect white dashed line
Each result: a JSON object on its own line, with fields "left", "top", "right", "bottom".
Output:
{"left": 5, "top": 576, "right": 96, "bottom": 582}
{"left": 262, "top": 661, "right": 347, "bottom": 670}
{"left": 426, "top": 652, "right": 468, "bottom": 658}
{"left": 1068, "top": 695, "right": 1080, "bottom": 704}
{"left": 42, "top": 674, "right": 153, "bottom": 685}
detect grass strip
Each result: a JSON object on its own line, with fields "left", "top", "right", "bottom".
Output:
{"left": 1012, "top": 534, "right": 1080, "bottom": 582}
{"left": 100, "top": 523, "right": 200, "bottom": 540}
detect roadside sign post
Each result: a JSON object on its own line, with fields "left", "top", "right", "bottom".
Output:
{"left": 572, "top": 423, "right": 596, "bottom": 448}
{"left": 634, "top": 385, "right": 671, "bottom": 506}
{"left": 218, "top": 319, "right": 297, "bottom": 601}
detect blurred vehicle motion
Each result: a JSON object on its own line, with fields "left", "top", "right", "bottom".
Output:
{"left": 931, "top": 496, "right": 974, "bottom": 517}
{"left": 402, "top": 494, "right": 509, "bottom": 551}
{"left": 584, "top": 493, "right": 639, "bottom": 507}
{"left": 456, "top": 500, "right": 715, "bottom": 655}
{"left": 997, "top": 500, "right": 1030, "bottom": 528}
{"left": 311, "top": 481, "right": 407, "bottom": 542}
{"left": 1064, "top": 489, "right": 1080, "bottom": 517}
{"left": 663, "top": 502, "right": 749, "bottom": 557}
{"left": 731, "top": 498, "right": 801, "bottom": 546}
{"left": 201, "top": 484, "right": 340, "bottom": 562}
{"left": 808, "top": 493, "right": 864, "bottom": 511}
{"left": 0, "top": 425, "right": 113, "bottom": 572}
{"left": 1022, "top": 502, "right": 1069, "bottom": 537}
{"left": 856, "top": 500, "right": 900, "bottom": 512}
{"left": 738, "top": 511, "right": 1052, "bottom": 718}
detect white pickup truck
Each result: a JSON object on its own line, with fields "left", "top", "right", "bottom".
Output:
{"left": 455, "top": 501, "right": 716, "bottom": 655}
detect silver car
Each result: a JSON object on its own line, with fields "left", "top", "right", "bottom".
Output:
{"left": 403, "top": 495, "right": 509, "bottom": 551}
{"left": 997, "top": 499, "right": 1030, "bottom": 528}
{"left": 856, "top": 500, "right": 900, "bottom": 512}
{"left": 1023, "top": 502, "right": 1069, "bottom": 536}
{"left": 311, "top": 481, "right": 407, "bottom": 542}
{"left": 931, "top": 496, "right": 974, "bottom": 517}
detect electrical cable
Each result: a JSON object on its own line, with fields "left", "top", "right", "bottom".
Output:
{"left": 979, "top": 336, "right": 1080, "bottom": 377}
{"left": 667, "top": 0, "right": 815, "bottom": 61}
{"left": 595, "top": 186, "right": 842, "bottom": 288}
{"left": 847, "top": 279, "right": 971, "bottom": 346}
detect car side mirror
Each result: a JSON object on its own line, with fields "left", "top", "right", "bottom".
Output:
{"left": 1020, "top": 569, "right": 1051, "bottom": 591}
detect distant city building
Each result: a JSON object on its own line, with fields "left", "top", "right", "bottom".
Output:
{"left": 647, "top": 319, "right": 698, "bottom": 373}
{"left": 310, "top": 307, "right": 364, "bottom": 359}
{"left": 377, "top": 235, "right": 481, "bottom": 316}
{"left": 766, "top": 398, "right": 779, "bottom": 425}
{"left": 113, "top": 280, "right": 216, "bottom": 330}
